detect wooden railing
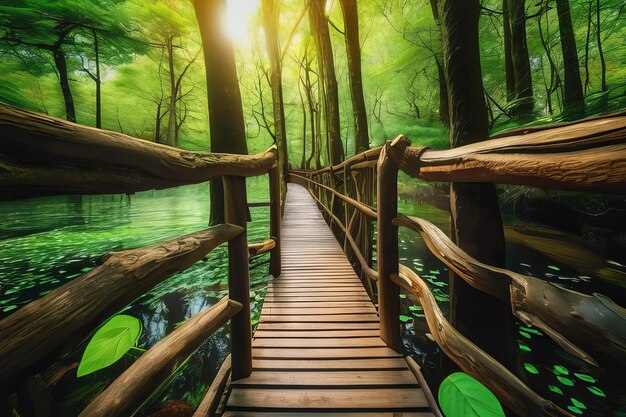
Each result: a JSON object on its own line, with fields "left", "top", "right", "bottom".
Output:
{"left": 0, "top": 103, "right": 281, "bottom": 416}
{"left": 288, "top": 110, "right": 626, "bottom": 417}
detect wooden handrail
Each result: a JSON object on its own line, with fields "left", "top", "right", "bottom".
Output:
{"left": 386, "top": 118, "right": 626, "bottom": 194}
{"left": 192, "top": 355, "right": 231, "bottom": 417}
{"left": 0, "top": 224, "right": 243, "bottom": 387}
{"left": 393, "top": 215, "right": 626, "bottom": 367}
{"left": 80, "top": 297, "right": 242, "bottom": 417}
{"left": 248, "top": 238, "right": 276, "bottom": 257}
{"left": 393, "top": 265, "right": 570, "bottom": 417}
{"left": 0, "top": 102, "right": 278, "bottom": 200}
{"left": 290, "top": 172, "right": 376, "bottom": 218}
{"left": 290, "top": 146, "right": 382, "bottom": 176}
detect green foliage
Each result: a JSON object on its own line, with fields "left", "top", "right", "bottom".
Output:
{"left": 77, "top": 314, "right": 142, "bottom": 377}
{"left": 438, "top": 372, "right": 505, "bottom": 417}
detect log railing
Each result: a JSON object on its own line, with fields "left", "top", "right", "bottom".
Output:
{"left": 288, "top": 111, "right": 626, "bottom": 417}
{"left": 0, "top": 103, "right": 282, "bottom": 416}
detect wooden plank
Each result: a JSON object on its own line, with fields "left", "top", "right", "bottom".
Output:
{"left": 224, "top": 412, "right": 433, "bottom": 417}
{"left": 252, "top": 358, "right": 409, "bottom": 370}
{"left": 260, "top": 308, "right": 376, "bottom": 316}
{"left": 252, "top": 347, "right": 400, "bottom": 359}
{"left": 227, "top": 388, "right": 428, "bottom": 409}
{"left": 253, "top": 330, "right": 380, "bottom": 338}
{"left": 252, "top": 337, "right": 386, "bottom": 348}
{"left": 255, "top": 322, "right": 380, "bottom": 331}
{"left": 233, "top": 370, "right": 419, "bottom": 387}
{"left": 259, "top": 314, "right": 379, "bottom": 323}
{"left": 261, "top": 302, "right": 375, "bottom": 309}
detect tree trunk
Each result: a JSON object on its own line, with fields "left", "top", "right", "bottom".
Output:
{"left": 309, "top": 0, "right": 344, "bottom": 165}
{"left": 262, "top": 0, "right": 288, "bottom": 205}
{"left": 555, "top": 0, "right": 584, "bottom": 116}
{"left": 503, "top": 0, "right": 516, "bottom": 101}
{"left": 91, "top": 29, "right": 102, "bottom": 129}
{"left": 436, "top": 60, "right": 449, "bottom": 127}
{"left": 440, "top": 0, "right": 512, "bottom": 368}
{"left": 339, "top": 0, "right": 369, "bottom": 155}
{"left": 155, "top": 103, "right": 162, "bottom": 143}
{"left": 52, "top": 47, "right": 76, "bottom": 123}
{"left": 595, "top": 0, "right": 607, "bottom": 96}
{"left": 304, "top": 61, "right": 318, "bottom": 170}
{"left": 509, "top": 0, "right": 534, "bottom": 117}
{"left": 165, "top": 35, "right": 177, "bottom": 147}
{"left": 192, "top": 0, "right": 249, "bottom": 225}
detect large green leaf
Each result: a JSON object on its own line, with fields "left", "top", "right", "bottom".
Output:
{"left": 438, "top": 372, "right": 505, "bottom": 417}
{"left": 77, "top": 314, "right": 142, "bottom": 377}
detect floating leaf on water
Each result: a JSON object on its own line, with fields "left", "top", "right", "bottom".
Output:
{"left": 524, "top": 363, "right": 539, "bottom": 374}
{"left": 553, "top": 365, "right": 569, "bottom": 375}
{"left": 574, "top": 373, "right": 596, "bottom": 383}
{"left": 438, "top": 372, "right": 505, "bottom": 417}
{"left": 557, "top": 376, "right": 574, "bottom": 386}
{"left": 548, "top": 385, "right": 563, "bottom": 395}
{"left": 547, "top": 265, "right": 561, "bottom": 271}
{"left": 409, "top": 305, "right": 423, "bottom": 311}
{"left": 399, "top": 315, "right": 411, "bottom": 323}
{"left": 430, "top": 270, "right": 440, "bottom": 275}
{"left": 518, "top": 342, "right": 531, "bottom": 352}
{"left": 2, "top": 305, "right": 17, "bottom": 313}
{"left": 519, "top": 330, "right": 531, "bottom": 339}
{"left": 567, "top": 406, "right": 583, "bottom": 415}
{"left": 77, "top": 314, "right": 142, "bottom": 377}
{"left": 570, "top": 398, "right": 587, "bottom": 410}
{"left": 399, "top": 294, "right": 407, "bottom": 299}
{"left": 412, "top": 312, "right": 425, "bottom": 318}
{"left": 587, "top": 386, "right": 606, "bottom": 397}
{"left": 4, "top": 288, "right": 19, "bottom": 295}
{"left": 520, "top": 263, "right": 532, "bottom": 268}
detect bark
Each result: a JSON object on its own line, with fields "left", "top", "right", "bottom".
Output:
{"left": 439, "top": 0, "right": 511, "bottom": 367}
{"left": 509, "top": 0, "right": 534, "bottom": 117}
{"left": 555, "top": 0, "right": 584, "bottom": 115}
{"left": 92, "top": 29, "right": 102, "bottom": 129}
{"left": 165, "top": 35, "right": 177, "bottom": 147}
{"left": 503, "top": 0, "right": 516, "bottom": 100}
{"left": 192, "top": 0, "right": 249, "bottom": 225}
{"left": 427, "top": 0, "right": 450, "bottom": 127}
{"left": 52, "top": 47, "right": 76, "bottom": 123}
{"left": 309, "top": 0, "right": 344, "bottom": 165}
{"left": 595, "top": 0, "right": 607, "bottom": 101}
{"left": 338, "top": 0, "right": 369, "bottom": 154}
{"left": 262, "top": 0, "right": 289, "bottom": 205}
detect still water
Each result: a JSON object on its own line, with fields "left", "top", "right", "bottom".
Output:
{"left": 1, "top": 179, "right": 624, "bottom": 416}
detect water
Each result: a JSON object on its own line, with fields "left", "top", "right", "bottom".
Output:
{"left": 2, "top": 179, "right": 624, "bottom": 416}
{"left": 0, "top": 177, "right": 272, "bottom": 416}
{"left": 396, "top": 191, "right": 626, "bottom": 417}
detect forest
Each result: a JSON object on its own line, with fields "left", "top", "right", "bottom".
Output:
{"left": 1, "top": 0, "right": 625, "bottom": 416}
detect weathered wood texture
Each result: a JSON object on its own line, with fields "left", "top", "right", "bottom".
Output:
{"left": 394, "top": 215, "right": 626, "bottom": 367}
{"left": 0, "top": 103, "right": 277, "bottom": 200}
{"left": 393, "top": 266, "right": 570, "bottom": 417}
{"left": 224, "top": 184, "right": 435, "bottom": 415}
{"left": 0, "top": 224, "right": 242, "bottom": 387}
{"left": 386, "top": 113, "right": 626, "bottom": 193}
{"left": 377, "top": 141, "right": 402, "bottom": 352}
{"left": 290, "top": 146, "right": 382, "bottom": 175}
{"left": 269, "top": 165, "right": 282, "bottom": 276}
{"left": 248, "top": 239, "right": 276, "bottom": 257}
{"left": 80, "top": 297, "right": 242, "bottom": 417}
{"left": 193, "top": 355, "right": 231, "bottom": 417}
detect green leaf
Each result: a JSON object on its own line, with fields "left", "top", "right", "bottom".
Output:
{"left": 570, "top": 398, "right": 587, "bottom": 410}
{"left": 587, "top": 386, "right": 606, "bottom": 397}
{"left": 524, "top": 363, "right": 539, "bottom": 374}
{"left": 574, "top": 373, "right": 596, "bottom": 383}
{"left": 518, "top": 342, "right": 531, "bottom": 352}
{"left": 438, "top": 372, "right": 505, "bottom": 417}
{"left": 547, "top": 265, "right": 561, "bottom": 271}
{"left": 399, "top": 294, "right": 407, "bottom": 299}
{"left": 519, "top": 330, "right": 531, "bottom": 339}
{"left": 520, "top": 327, "right": 543, "bottom": 336}
{"left": 399, "top": 314, "right": 411, "bottom": 323}
{"left": 548, "top": 385, "right": 563, "bottom": 395}
{"left": 77, "top": 315, "right": 142, "bottom": 377}
{"left": 567, "top": 406, "right": 583, "bottom": 415}
{"left": 557, "top": 376, "right": 574, "bottom": 386}
{"left": 553, "top": 365, "right": 569, "bottom": 375}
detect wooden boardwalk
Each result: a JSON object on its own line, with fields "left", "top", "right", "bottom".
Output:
{"left": 223, "top": 184, "right": 436, "bottom": 416}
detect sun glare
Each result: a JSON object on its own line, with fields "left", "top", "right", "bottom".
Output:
{"left": 224, "top": 0, "right": 260, "bottom": 43}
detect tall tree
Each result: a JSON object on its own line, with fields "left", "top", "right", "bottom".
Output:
{"left": 555, "top": 0, "right": 584, "bottom": 115}
{"left": 192, "top": 0, "right": 248, "bottom": 225}
{"left": 261, "top": 0, "right": 288, "bottom": 203}
{"left": 439, "top": 0, "right": 511, "bottom": 366}
{"left": 309, "top": 0, "right": 344, "bottom": 165}
{"left": 503, "top": 0, "right": 534, "bottom": 117}
{"left": 338, "top": 0, "right": 369, "bottom": 154}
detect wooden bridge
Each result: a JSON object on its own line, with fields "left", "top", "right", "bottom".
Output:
{"left": 1, "top": 103, "right": 626, "bottom": 417}
{"left": 223, "top": 184, "right": 436, "bottom": 416}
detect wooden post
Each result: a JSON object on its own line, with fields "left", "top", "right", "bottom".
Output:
{"left": 376, "top": 140, "right": 402, "bottom": 352}
{"left": 269, "top": 165, "right": 282, "bottom": 278}
{"left": 223, "top": 176, "right": 252, "bottom": 380}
